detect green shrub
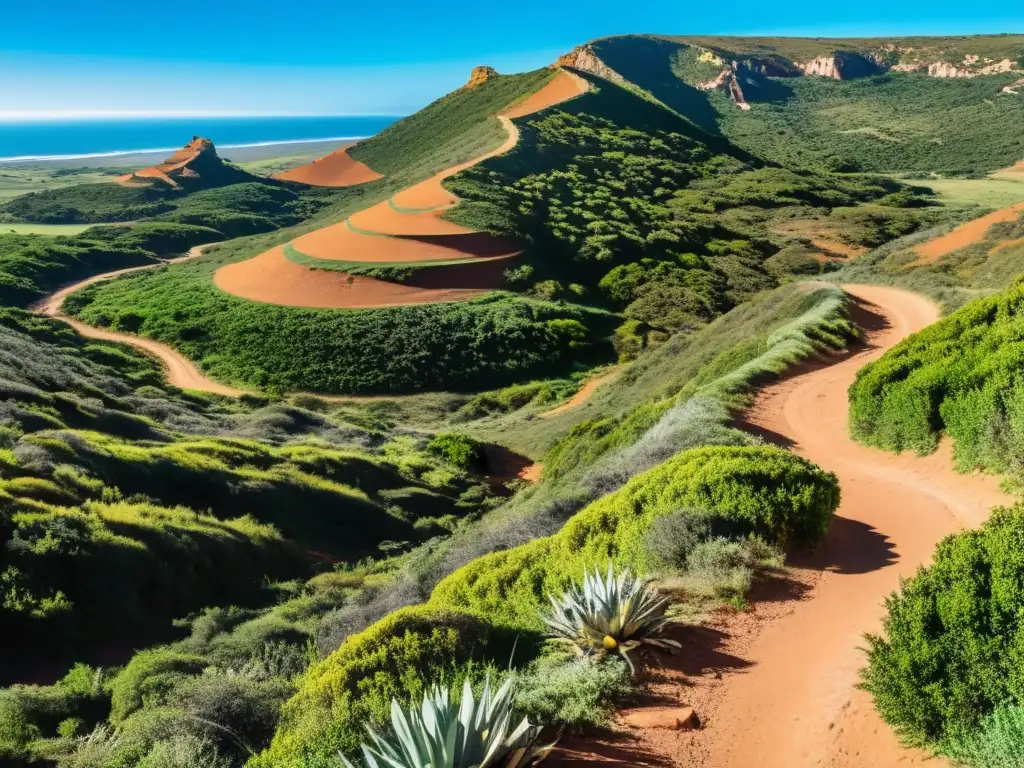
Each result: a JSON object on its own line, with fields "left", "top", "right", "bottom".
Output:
{"left": 863, "top": 504, "right": 1024, "bottom": 745}
{"left": 251, "top": 606, "right": 525, "bottom": 768}
{"left": 109, "top": 650, "right": 208, "bottom": 724}
{"left": 426, "top": 433, "right": 488, "bottom": 472}
{"left": 943, "top": 705, "right": 1024, "bottom": 768}
{"left": 849, "top": 279, "right": 1024, "bottom": 478}
{"left": 682, "top": 537, "right": 781, "bottom": 599}
{"left": 641, "top": 509, "right": 712, "bottom": 572}
{"left": 513, "top": 654, "right": 635, "bottom": 730}
{"left": 430, "top": 445, "right": 839, "bottom": 630}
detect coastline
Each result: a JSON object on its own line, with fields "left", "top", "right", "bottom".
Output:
{"left": 0, "top": 135, "right": 371, "bottom": 165}
{"left": 0, "top": 136, "right": 370, "bottom": 168}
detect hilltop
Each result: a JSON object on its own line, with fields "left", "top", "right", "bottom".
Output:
{"left": 116, "top": 136, "right": 252, "bottom": 189}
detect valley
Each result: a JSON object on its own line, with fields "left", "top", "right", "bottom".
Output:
{"left": 2, "top": 29, "right": 1024, "bottom": 768}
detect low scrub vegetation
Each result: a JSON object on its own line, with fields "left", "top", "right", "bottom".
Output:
{"left": 863, "top": 505, "right": 1024, "bottom": 761}
{"left": 848, "top": 276, "right": 1024, "bottom": 482}
{"left": 253, "top": 442, "right": 839, "bottom": 766}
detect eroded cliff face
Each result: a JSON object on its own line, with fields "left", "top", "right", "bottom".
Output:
{"left": 552, "top": 39, "right": 1023, "bottom": 114}
{"left": 800, "top": 56, "right": 841, "bottom": 79}
{"left": 554, "top": 45, "right": 627, "bottom": 85}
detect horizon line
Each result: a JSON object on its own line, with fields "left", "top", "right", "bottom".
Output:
{"left": 0, "top": 111, "right": 405, "bottom": 123}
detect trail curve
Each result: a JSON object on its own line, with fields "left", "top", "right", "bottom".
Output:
{"left": 37, "top": 244, "right": 246, "bottom": 397}
{"left": 687, "top": 284, "right": 1012, "bottom": 767}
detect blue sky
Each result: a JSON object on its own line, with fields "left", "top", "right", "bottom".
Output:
{"left": 2, "top": 0, "right": 1022, "bottom": 118}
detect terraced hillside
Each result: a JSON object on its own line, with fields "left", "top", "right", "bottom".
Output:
{"left": 213, "top": 69, "right": 589, "bottom": 309}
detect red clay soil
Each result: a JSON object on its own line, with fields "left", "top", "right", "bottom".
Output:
{"left": 914, "top": 200, "right": 1024, "bottom": 263}
{"left": 115, "top": 137, "right": 212, "bottom": 188}
{"left": 275, "top": 148, "right": 383, "bottom": 187}
{"left": 539, "top": 369, "right": 620, "bottom": 419}
{"left": 215, "top": 70, "right": 588, "bottom": 309}
{"left": 213, "top": 245, "right": 510, "bottom": 308}
{"left": 550, "top": 284, "right": 1012, "bottom": 768}
{"left": 38, "top": 244, "right": 245, "bottom": 396}
{"left": 288, "top": 223, "right": 521, "bottom": 262}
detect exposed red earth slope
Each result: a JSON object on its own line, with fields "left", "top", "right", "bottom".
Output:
{"left": 914, "top": 200, "right": 1024, "bottom": 263}
{"left": 274, "top": 148, "right": 383, "bottom": 187}
{"left": 213, "top": 69, "right": 588, "bottom": 309}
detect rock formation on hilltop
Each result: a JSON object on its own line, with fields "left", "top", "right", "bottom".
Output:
{"left": 117, "top": 136, "right": 248, "bottom": 189}
{"left": 463, "top": 66, "right": 499, "bottom": 90}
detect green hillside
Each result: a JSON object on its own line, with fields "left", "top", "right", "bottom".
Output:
{"left": 64, "top": 67, "right": 941, "bottom": 394}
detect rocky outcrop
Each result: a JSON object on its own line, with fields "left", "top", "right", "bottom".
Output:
{"left": 116, "top": 136, "right": 246, "bottom": 189}
{"left": 463, "top": 66, "right": 498, "bottom": 90}
{"left": 800, "top": 56, "right": 842, "bottom": 79}
{"left": 798, "top": 52, "right": 885, "bottom": 80}
{"left": 554, "top": 44, "right": 627, "bottom": 85}
{"left": 928, "top": 58, "right": 1017, "bottom": 78}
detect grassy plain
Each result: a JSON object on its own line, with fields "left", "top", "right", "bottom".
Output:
{"left": 0, "top": 222, "right": 96, "bottom": 235}
{"left": 894, "top": 176, "right": 1024, "bottom": 208}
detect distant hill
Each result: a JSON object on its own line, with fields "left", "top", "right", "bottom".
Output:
{"left": 558, "top": 34, "right": 1024, "bottom": 175}
{"left": 116, "top": 136, "right": 253, "bottom": 189}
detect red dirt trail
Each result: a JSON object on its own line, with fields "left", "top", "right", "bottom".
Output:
{"left": 275, "top": 148, "right": 383, "bottom": 187}
{"left": 215, "top": 70, "right": 588, "bottom": 309}
{"left": 37, "top": 244, "right": 245, "bottom": 396}
{"left": 914, "top": 200, "right": 1024, "bottom": 263}
{"left": 551, "top": 284, "right": 1012, "bottom": 768}
{"left": 539, "top": 368, "right": 620, "bottom": 419}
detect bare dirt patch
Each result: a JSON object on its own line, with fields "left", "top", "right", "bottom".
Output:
{"left": 539, "top": 368, "right": 620, "bottom": 418}
{"left": 275, "top": 148, "right": 382, "bottom": 187}
{"left": 212, "top": 245, "right": 505, "bottom": 308}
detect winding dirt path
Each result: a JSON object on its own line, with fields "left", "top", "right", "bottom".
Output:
{"left": 690, "top": 284, "right": 1011, "bottom": 767}
{"left": 539, "top": 368, "right": 620, "bottom": 419}
{"left": 553, "top": 284, "right": 1012, "bottom": 767}
{"left": 37, "top": 244, "right": 246, "bottom": 396}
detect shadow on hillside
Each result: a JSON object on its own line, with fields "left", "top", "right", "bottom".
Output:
{"left": 592, "top": 37, "right": 723, "bottom": 134}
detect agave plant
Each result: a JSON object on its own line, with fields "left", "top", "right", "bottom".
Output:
{"left": 338, "top": 675, "right": 553, "bottom": 768}
{"left": 542, "top": 564, "right": 680, "bottom": 673}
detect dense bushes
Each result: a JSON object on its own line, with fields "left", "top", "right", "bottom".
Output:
{"left": 68, "top": 263, "right": 617, "bottom": 393}
{"left": 430, "top": 445, "right": 838, "bottom": 630}
{"left": 0, "top": 232, "right": 157, "bottom": 307}
{"left": 849, "top": 278, "right": 1024, "bottom": 478}
{"left": 426, "top": 432, "right": 488, "bottom": 471}
{"left": 252, "top": 607, "right": 522, "bottom": 768}
{"left": 863, "top": 504, "right": 1024, "bottom": 748}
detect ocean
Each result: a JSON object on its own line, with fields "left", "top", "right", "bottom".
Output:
{"left": 0, "top": 116, "right": 400, "bottom": 163}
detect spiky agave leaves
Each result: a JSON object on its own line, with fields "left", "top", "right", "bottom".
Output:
{"left": 338, "top": 674, "right": 553, "bottom": 768}
{"left": 542, "top": 564, "right": 680, "bottom": 673}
